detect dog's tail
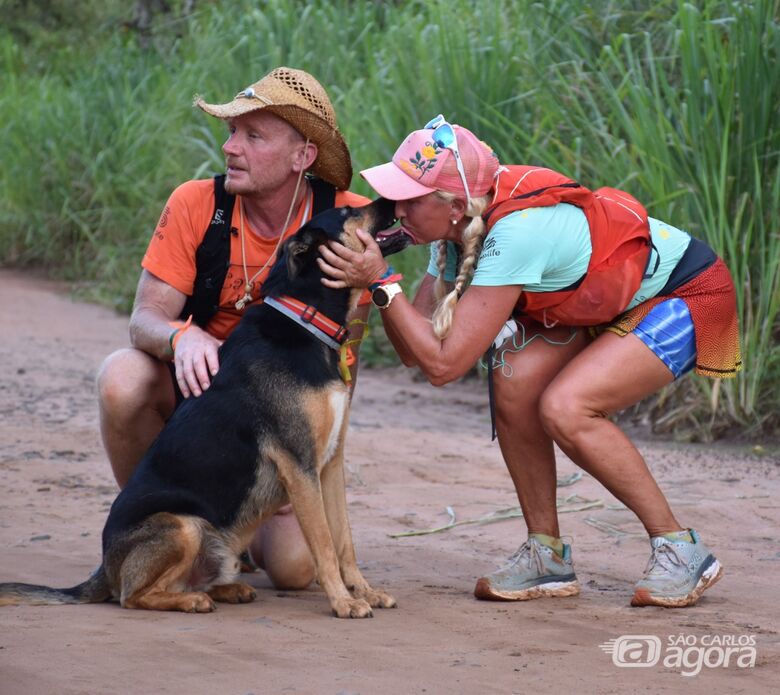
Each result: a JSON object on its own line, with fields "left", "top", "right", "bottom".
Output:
{"left": 0, "top": 565, "right": 112, "bottom": 606}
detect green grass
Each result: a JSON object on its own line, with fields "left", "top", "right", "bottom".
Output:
{"left": 1, "top": 0, "right": 777, "bottom": 436}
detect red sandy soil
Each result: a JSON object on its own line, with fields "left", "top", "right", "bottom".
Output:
{"left": 0, "top": 268, "right": 778, "bottom": 694}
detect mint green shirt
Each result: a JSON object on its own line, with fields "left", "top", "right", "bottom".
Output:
{"left": 426, "top": 203, "right": 691, "bottom": 311}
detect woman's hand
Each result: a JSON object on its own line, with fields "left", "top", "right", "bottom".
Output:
{"left": 318, "top": 229, "right": 389, "bottom": 289}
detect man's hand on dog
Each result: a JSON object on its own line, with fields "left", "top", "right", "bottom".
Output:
{"left": 173, "top": 326, "right": 222, "bottom": 398}
{"left": 318, "top": 229, "right": 387, "bottom": 289}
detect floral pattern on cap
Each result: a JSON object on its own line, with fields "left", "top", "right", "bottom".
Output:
{"left": 406, "top": 140, "right": 443, "bottom": 179}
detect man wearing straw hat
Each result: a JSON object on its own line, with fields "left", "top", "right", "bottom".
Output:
{"left": 97, "top": 67, "right": 369, "bottom": 590}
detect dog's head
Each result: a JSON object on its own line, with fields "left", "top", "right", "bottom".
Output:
{"left": 261, "top": 197, "right": 403, "bottom": 315}
{"left": 285, "top": 196, "right": 400, "bottom": 276}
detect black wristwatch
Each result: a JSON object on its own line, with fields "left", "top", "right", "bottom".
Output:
{"left": 371, "top": 282, "right": 403, "bottom": 309}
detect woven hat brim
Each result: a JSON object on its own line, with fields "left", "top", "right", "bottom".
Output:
{"left": 194, "top": 97, "right": 352, "bottom": 190}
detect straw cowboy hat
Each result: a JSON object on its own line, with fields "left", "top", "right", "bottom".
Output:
{"left": 194, "top": 67, "right": 353, "bottom": 190}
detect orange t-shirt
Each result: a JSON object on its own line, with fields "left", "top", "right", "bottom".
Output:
{"left": 142, "top": 179, "right": 370, "bottom": 340}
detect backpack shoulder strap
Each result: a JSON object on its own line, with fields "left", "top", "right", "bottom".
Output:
{"left": 483, "top": 166, "right": 583, "bottom": 227}
{"left": 179, "top": 175, "right": 236, "bottom": 327}
{"left": 181, "top": 176, "right": 335, "bottom": 328}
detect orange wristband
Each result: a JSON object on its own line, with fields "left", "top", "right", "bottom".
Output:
{"left": 168, "top": 314, "right": 193, "bottom": 353}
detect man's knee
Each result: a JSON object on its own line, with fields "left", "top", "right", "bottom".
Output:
{"left": 250, "top": 512, "right": 315, "bottom": 590}
{"left": 265, "top": 550, "right": 316, "bottom": 591}
{"left": 97, "top": 348, "right": 171, "bottom": 417}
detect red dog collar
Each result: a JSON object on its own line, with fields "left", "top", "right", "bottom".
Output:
{"left": 264, "top": 295, "right": 348, "bottom": 350}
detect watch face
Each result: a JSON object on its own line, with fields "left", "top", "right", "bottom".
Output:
{"left": 372, "top": 287, "right": 389, "bottom": 308}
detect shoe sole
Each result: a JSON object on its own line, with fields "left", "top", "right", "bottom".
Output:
{"left": 474, "top": 578, "right": 580, "bottom": 601}
{"left": 630, "top": 559, "right": 724, "bottom": 608}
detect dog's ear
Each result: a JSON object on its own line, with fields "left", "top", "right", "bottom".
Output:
{"left": 285, "top": 238, "right": 309, "bottom": 280}
{"left": 286, "top": 227, "right": 324, "bottom": 279}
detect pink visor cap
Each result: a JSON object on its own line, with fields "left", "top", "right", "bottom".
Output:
{"left": 361, "top": 123, "right": 500, "bottom": 201}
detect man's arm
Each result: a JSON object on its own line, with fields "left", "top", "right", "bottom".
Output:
{"left": 129, "top": 270, "right": 222, "bottom": 398}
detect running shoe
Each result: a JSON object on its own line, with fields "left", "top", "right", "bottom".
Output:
{"left": 474, "top": 538, "right": 580, "bottom": 601}
{"left": 631, "top": 529, "right": 723, "bottom": 607}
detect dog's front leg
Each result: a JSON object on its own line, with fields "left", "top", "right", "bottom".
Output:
{"left": 321, "top": 438, "right": 396, "bottom": 609}
{"left": 270, "top": 447, "right": 372, "bottom": 618}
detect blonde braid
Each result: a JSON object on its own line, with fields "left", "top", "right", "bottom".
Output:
{"left": 431, "top": 193, "right": 490, "bottom": 339}
{"left": 433, "top": 240, "right": 450, "bottom": 302}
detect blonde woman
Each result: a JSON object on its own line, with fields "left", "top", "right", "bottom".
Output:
{"left": 319, "top": 116, "right": 741, "bottom": 608}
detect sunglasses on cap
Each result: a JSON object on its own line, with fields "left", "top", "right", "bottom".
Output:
{"left": 424, "top": 114, "right": 472, "bottom": 203}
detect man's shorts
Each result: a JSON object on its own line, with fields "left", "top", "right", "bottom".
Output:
{"left": 633, "top": 298, "right": 696, "bottom": 379}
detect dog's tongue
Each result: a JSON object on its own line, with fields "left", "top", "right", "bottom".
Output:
{"left": 376, "top": 226, "right": 415, "bottom": 257}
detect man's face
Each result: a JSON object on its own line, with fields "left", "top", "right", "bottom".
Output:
{"left": 222, "top": 110, "right": 307, "bottom": 197}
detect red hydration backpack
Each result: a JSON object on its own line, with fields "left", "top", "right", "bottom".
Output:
{"left": 483, "top": 165, "right": 651, "bottom": 326}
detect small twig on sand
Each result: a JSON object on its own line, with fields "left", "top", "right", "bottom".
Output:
{"left": 583, "top": 516, "right": 645, "bottom": 538}
{"left": 389, "top": 493, "right": 602, "bottom": 538}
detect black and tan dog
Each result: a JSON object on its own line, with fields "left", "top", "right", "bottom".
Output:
{"left": 0, "top": 197, "right": 405, "bottom": 618}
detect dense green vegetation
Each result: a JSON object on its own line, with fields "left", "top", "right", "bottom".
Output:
{"left": 1, "top": 0, "right": 778, "bottom": 438}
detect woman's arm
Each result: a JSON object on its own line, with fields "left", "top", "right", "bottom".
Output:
{"left": 319, "top": 232, "right": 521, "bottom": 385}
{"left": 374, "top": 282, "right": 521, "bottom": 385}
{"left": 383, "top": 273, "right": 444, "bottom": 367}
{"left": 412, "top": 273, "right": 446, "bottom": 316}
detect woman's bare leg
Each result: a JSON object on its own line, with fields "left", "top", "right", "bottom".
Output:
{"left": 493, "top": 327, "right": 591, "bottom": 536}
{"left": 539, "top": 331, "right": 682, "bottom": 536}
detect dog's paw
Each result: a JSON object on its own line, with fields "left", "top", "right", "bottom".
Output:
{"left": 331, "top": 597, "right": 373, "bottom": 619}
{"left": 354, "top": 587, "right": 397, "bottom": 609}
{"left": 233, "top": 583, "right": 258, "bottom": 603}
{"left": 208, "top": 582, "right": 258, "bottom": 604}
{"left": 185, "top": 593, "right": 217, "bottom": 613}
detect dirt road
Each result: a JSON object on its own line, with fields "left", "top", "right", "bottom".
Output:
{"left": 0, "top": 268, "right": 777, "bottom": 694}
